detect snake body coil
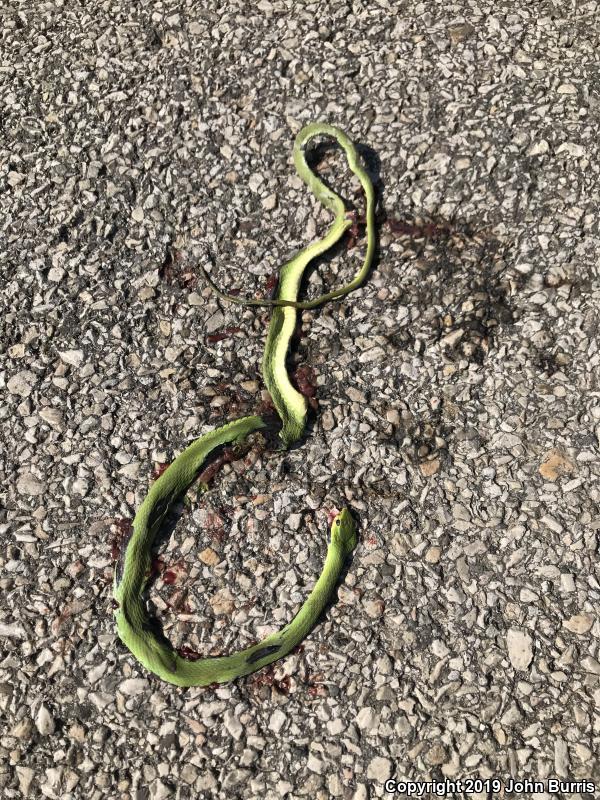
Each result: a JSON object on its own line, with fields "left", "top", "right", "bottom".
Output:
{"left": 113, "top": 123, "right": 375, "bottom": 686}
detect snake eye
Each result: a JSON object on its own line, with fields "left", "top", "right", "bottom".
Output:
{"left": 335, "top": 519, "right": 341, "bottom": 526}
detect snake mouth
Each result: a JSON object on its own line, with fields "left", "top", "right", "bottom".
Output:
{"left": 327, "top": 507, "right": 341, "bottom": 527}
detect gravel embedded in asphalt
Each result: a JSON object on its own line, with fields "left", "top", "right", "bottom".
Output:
{"left": 1, "top": 2, "right": 599, "bottom": 799}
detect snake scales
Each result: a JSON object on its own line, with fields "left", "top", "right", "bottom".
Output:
{"left": 113, "top": 123, "right": 375, "bottom": 686}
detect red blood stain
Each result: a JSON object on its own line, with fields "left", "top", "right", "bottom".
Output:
{"left": 292, "top": 365, "right": 317, "bottom": 398}
{"left": 206, "top": 326, "right": 243, "bottom": 344}
{"left": 159, "top": 249, "right": 197, "bottom": 289}
{"left": 150, "top": 556, "right": 165, "bottom": 579}
{"left": 264, "top": 273, "right": 278, "bottom": 294}
{"left": 160, "top": 559, "right": 187, "bottom": 586}
{"left": 346, "top": 209, "right": 366, "bottom": 250}
{"left": 306, "top": 671, "right": 327, "bottom": 697}
{"left": 152, "top": 462, "right": 170, "bottom": 481}
{"left": 387, "top": 218, "right": 450, "bottom": 239}
{"left": 197, "top": 448, "right": 237, "bottom": 485}
{"left": 178, "top": 645, "right": 202, "bottom": 661}
{"left": 250, "top": 665, "right": 291, "bottom": 694}
{"left": 256, "top": 394, "right": 276, "bottom": 416}
{"left": 179, "top": 270, "right": 197, "bottom": 290}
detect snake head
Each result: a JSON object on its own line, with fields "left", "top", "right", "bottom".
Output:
{"left": 330, "top": 507, "right": 357, "bottom": 557}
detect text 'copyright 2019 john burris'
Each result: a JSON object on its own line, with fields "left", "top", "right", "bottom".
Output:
{"left": 384, "top": 778, "right": 596, "bottom": 796}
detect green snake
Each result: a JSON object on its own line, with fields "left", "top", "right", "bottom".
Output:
{"left": 113, "top": 123, "right": 375, "bottom": 687}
